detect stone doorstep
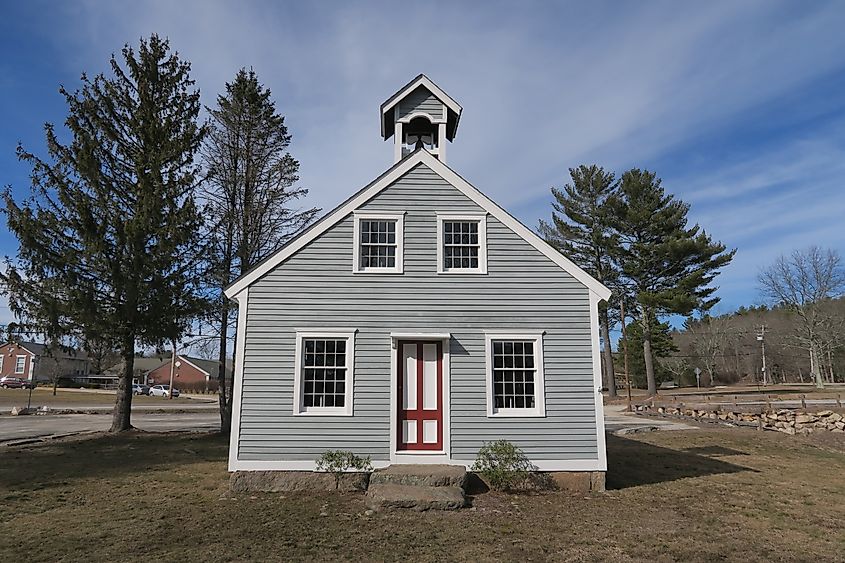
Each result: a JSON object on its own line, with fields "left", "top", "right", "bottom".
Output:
{"left": 369, "top": 463, "right": 467, "bottom": 488}
{"left": 366, "top": 483, "right": 466, "bottom": 511}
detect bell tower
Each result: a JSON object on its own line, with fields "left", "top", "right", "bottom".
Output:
{"left": 380, "top": 74, "right": 462, "bottom": 164}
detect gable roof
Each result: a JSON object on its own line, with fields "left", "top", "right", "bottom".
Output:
{"left": 3, "top": 341, "right": 88, "bottom": 360}
{"left": 225, "top": 149, "right": 611, "bottom": 301}
{"left": 380, "top": 74, "right": 463, "bottom": 141}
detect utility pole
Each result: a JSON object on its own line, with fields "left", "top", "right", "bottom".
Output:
{"left": 168, "top": 338, "right": 177, "bottom": 400}
{"left": 757, "top": 325, "right": 768, "bottom": 386}
{"left": 620, "top": 299, "right": 632, "bottom": 412}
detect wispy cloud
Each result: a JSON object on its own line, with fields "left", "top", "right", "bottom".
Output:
{"left": 2, "top": 0, "right": 844, "bottom": 320}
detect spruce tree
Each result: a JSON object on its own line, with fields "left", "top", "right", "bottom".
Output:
{"left": 540, "top": 165, "right": 620, "bottom": 396}
{"left": 202, "top": 69, "right": 318, "bottom": 433}
{"left": 613, "top": 169, "right": 734, "bottom": 395}
{"left": 1, "top": 35, "right": 207, "bottom": 431}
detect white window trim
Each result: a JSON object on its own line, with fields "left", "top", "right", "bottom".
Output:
{"left": 352, "top": 211, "right": 405, "bottom": 274}
{"left": 484, "top": 333, "right": 546, "bottom": 418}
{"left": 436, "top": 212, "right": 488, "bottom": 274}
{"left": 293, "top": 330, "right": 356, "bottom": 416}
{"left": 14, "top": 355, "right": 26, "bottom": 375}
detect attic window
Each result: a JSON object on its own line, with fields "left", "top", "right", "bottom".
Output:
{"left": 353, "top": 212, "right": 404, "bottom": 274}
{"left": 436, "top": 213, "right": 488, "bottom": 274}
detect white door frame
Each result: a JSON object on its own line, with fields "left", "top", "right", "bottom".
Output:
{"left": 388, "top": 332, "right": 452, "bottom": 465}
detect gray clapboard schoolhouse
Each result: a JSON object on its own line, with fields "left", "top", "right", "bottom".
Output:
{"left": 224, "top": 75, "right": 611, "bottom": 478}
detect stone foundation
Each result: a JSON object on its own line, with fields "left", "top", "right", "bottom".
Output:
{"left": 230, "top": 470, "right": 370, "bottom": 493}
{"left": 549, "top": 471, "right": 606, "bottom": 492}
{"left": 230, "top": 468, "right": 606, "bottom": 495}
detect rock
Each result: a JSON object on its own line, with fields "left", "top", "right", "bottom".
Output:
{"left": 781, "top": 427, "right": 796, "bottom": 435}
{"left": 230, "top": 470, "right": 370, "bottom": 493}
{"left": 370, "top": 464, "right": 466, "bottom": 488}
{"left": 795, "top": 415, "right": 816, "bottom": 424}
{"left": 364, "top": 509, "right": 374, "bottom": 516}
{"left": 836, "top": 422, "right": 845, "bottom": 430}
{"left": 10, "top": 406, "right": 32, "bottom": 416}
{"left": 827, "top": 413, "right": 842, "bottom": 423}
{"left": 366, "top": 484, "right": 465, "bottom": 511}
{"left": 816, "top": 410, "right": 834, "bottom": 417}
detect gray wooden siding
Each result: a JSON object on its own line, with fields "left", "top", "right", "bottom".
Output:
{"left": 238, "top": 163, "right": 597, "bottom": 463}
{"left": 397, "top": 86, "right": 444, "bottom": 121}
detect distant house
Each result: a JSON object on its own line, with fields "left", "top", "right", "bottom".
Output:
{"left": 223, "top": 75, "right": 610, "bottom": 482}
{"left": 0, "top": 341, "right": 90, "bottom": 383}
{"left": 146, "top": 355, "right": 232, "bottom": 392}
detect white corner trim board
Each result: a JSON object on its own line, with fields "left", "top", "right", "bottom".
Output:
{"left": 223, "top": 150, "right": 611, "bottom": 301}
{"left": 227, "top": 287, "right": 249, "bottom": 472}
{"left": 589, "top": 290, "right": 609, "bottom": 472}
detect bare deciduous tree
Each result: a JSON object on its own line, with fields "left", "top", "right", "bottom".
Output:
{"left": 758, "top": 246, "right": 845, "bottom": 388}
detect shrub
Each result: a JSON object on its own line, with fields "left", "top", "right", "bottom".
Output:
{"left": 471, "top": 439, "right": 536, "bottom": 491}
{"left": 315, "top": 450, "right": 372, "bottom": 489}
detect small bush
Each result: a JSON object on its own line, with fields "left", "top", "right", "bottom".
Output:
{"left": 315, "top": 450, "right": 372, "bottom": 489}
{"left": 471, "top": 440, "right": 536, "bottom": 491}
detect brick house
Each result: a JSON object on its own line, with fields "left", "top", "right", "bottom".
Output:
{"left": 145, "top": 355, "right": 232, "bottom": 392}
{"left": 0, "top": 341, "right": 90, "bottom": 383}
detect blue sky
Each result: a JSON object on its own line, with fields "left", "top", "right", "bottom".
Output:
{"left": 2, "top": 0, "right": 845, "bottom": 327}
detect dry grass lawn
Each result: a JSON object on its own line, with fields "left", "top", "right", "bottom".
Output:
{"left": 0, "top": 388, "right": 206, "bottom": 410}
{"left": 1, "top": 427, "right": 843, "bottom": 562}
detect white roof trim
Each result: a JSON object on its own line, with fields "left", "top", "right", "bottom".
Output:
{"left": 224, "top": 150, "right": 611, "bottom": 301}
{"left": 177, "top": 355, "right": 211, "bottom": 376}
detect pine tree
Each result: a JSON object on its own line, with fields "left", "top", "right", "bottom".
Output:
{"left": 614, "top": 169, "right": 734, "bottom": 395}
{"left": 202, "top": 68, "right": 319, "bottom": 433}
{"left": 1, "top": 35, "right": 207, "bottom": 431}
{"left": 540, "top": 165, "right": 620, "bottom": 396}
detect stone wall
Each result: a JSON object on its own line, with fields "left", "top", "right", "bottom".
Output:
{"left": 638, "top": 404, "right": 845, "bottom": 435}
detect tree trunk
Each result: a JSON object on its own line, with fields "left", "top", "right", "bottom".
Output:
{"left": 111, "top": 336, "right": 135, "bottom": 432}
{"left": 811, "top": 344, "right": 825, "bottom": 389}
{"left": 52, "top": 376, "right": 58, "bottom": 396}
{"left": 642, "top": 322, "right": 657, "bottom": 396}
{"left": 599, "top": 309, "right": 616, "bottom": 397}
{"left": 217, "top": 297, "right": 232, "bottom": 434}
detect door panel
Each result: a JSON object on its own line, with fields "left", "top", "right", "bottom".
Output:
{"left": 397, "top": 340, "right": 443, "bottom": 451}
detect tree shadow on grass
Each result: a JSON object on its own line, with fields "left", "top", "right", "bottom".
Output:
{"left": 606, "top": 434, "right": 755, "bottom": 490}
{"left": 0, "top": 431, "right": 228, "bottom": 492}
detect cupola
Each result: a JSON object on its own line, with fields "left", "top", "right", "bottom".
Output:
{"left": 380, "top": 74, "right": 462, "bottom": 164}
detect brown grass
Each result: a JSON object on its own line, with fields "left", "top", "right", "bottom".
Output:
{"left": 0, "top": 388, "right": 208, "bottom": 409}
{"left": 1, "top": 428, "right": 843, "bottom": 562}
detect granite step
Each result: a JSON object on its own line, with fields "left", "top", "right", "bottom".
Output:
{"left": 369, "top": 464, "right": 467, "bottom": 488}
{"left": 366, "top": 483, "right": 466, "bottom": 511}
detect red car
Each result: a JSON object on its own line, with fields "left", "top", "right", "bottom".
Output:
{"left": 0, "top": 376, "right": 27, "bottom": 389}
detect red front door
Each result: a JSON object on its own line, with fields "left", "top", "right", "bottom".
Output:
{"left": 397, "top": 340, "right": 443, "bottom": 451}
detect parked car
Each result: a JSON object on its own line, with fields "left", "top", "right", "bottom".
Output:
{"left": 132, "top": 384, "right": 150, "bottom": 396}
{"left": 21, "top": 379, "right": 36, "bottom": 389}
{"left": 149, "top": 384, "right": 180, "bottom": 398}
{"left": 0, "top": 376, "right": 26, "bottom": 389}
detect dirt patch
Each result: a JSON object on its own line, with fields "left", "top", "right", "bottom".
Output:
{"left": 0, "top": 428, "right": 843, "bottom": 561}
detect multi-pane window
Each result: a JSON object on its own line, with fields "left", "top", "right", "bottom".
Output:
{"left": 14, "top": 356, "right": 26, "bottom": 374}
{"left": 353, "top": 213, "right": 404, "bottom": 273}
{"left": 295, "top": 332, "right": 355, "bottom": 415}
{"left": 359, "top": 219, "right": 396, "bottom": 269}
{"left": 302, "top": 339, "right": 347, "bottom": 408}
{"left": 437, "top": 214, "right": 487, "bottom": 274}
{"left": 443, "top": 221, "right": 479, "bottom": 270}
{"left": 486, "top": 334, "right": 545, "bottom": 417}
{"left": 492, "top": 341, "right": 535, "bottom": 409}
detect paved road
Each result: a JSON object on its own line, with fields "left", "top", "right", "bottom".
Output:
{"left": 1, "top": 404, "right": 692, "bottom": 444}
{"left": 0, "top": 412, "right": 220, "bottom": 443}
{"left": 603, "top": 404, "right": 696, "bottom": 433}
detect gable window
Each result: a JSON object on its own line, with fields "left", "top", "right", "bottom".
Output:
{"left": 484, "top": 333, "right": 545, "bottom": 417}
{"left": 353, "top": 212, "right": 404, "bottom": 273}
{"left": 437, "top": 213, "right": 487, "bottom": 274}
{"left": 15, "top": 355, "right": 26, "bottom": 374}
{"left": 294, "top": 331, "right": 355, "bottom": 416}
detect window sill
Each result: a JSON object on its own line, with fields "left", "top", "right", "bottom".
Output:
{"left": 294, "top": 409, "right": 354, "bottom": 417}
{"left": 487, "top": 410, "right": 546, "bottom": 418}
{"left": 437, "top": 269, "right": 487, "bottom": 275}
{"left": 351, "top": 269, "right": 404, "bottom": 275}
